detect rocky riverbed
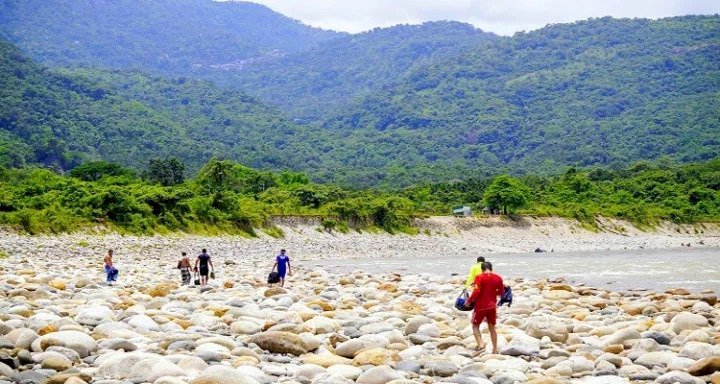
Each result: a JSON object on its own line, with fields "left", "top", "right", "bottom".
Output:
{"left": 0, "top": 242, "right": 719, "bottom": 384}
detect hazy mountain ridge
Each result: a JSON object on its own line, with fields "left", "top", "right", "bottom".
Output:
{"left": 0, "top": 0, "right": 343, "bottom": 73}
{"left": 217, "top": 21, "right": 499, "bottom": 121}
{"left": 0, "top": 38, "right": 334, "bottom": 174}
{"left": 0, "top": 1, "right": 719, "bottom": 186}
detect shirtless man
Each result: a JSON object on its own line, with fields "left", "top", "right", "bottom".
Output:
{"left": 104, "top": 249, "right": 118, "bottom": 285}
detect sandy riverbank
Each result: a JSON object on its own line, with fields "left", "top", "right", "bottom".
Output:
{"left": 0, "top": 217, "right": 718, "bottom": 265}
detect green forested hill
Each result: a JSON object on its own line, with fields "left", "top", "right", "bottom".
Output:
{"left": 325, "top": 16, "right": 720, "bottom": 174}
{"left": 1, "top": 7, "right": 719, "bottom": 186}
{"left": 0, "top": 0, "right": 342, "bottom": 73}
{"left": 217, "top": 22, "right": 497, "bottom": 120}
{"left": 0, "top": 38, "right": 331, "bottom": 173}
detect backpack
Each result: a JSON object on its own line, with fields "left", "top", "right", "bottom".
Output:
{"left": 498, "top": 285, "right": 513, "bottom": 307}
{"left": 267, "top": 272, "right": 280, "bottom": 284}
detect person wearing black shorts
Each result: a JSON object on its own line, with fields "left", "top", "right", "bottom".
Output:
{"left": 194, "top": 249, "right": 214, "bottom": 286}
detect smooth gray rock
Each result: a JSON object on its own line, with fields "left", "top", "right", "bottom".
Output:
{"left": 395, "top": 361, "right": 421, "bottom": 374}
{"left": 641, "top": 331, "right": 671, "bottom": 345}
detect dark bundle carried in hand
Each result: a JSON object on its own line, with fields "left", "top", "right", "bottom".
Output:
{"left": 498, "top": 285, "right": 513, "bottom": 307}
{"left": 267, "top": 271, "right": 280, "bottom": 284}
{"left": 454, "top": 289, "right": 474, "bottom": 311}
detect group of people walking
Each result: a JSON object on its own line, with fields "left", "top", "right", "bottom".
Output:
{"left": 103, "top": 246, "right": 500, "bottom": 352}
{"left": 102, "top": 248, "right": 291, "bottom": 287}
{"left": 175, "top": 249, "right": 214, "bottom": 286}
{"left": 463, "top": 256, "right": 506, "bottom": 354}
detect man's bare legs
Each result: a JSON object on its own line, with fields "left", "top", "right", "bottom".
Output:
{"left": 488, "top": 323, "right": 498, "bottom": 354}
{"left": 472, "top": 323, "right": 485, "bottom": 351}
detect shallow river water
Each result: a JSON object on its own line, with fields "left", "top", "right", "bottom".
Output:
{"left": 310, "top": 247, "right": 720, "bottom": 292}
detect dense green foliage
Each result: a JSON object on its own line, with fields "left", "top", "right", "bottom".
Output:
{"left": 0, "top": 39, "right": 334, "bottom": 174}
{"left": 1, "top": 158, "right": 718, "bottom": 235}
{"left": 1, "top": 4, "right": 719, "bottom": 186}
{"left": 0, "top": 0, "right": 342, "bottom": 74}
{"left": 0, "top": 159, "right": 417, "bottom": 234}
{"left": 220, "top": 22, "right": 497, "bottom": 120}
{"left": 403, "top": 158, "right": 720, "bottom": 226}
{"left": 324, "top": 16, "right": 720, "bottom": 178}
{"left": 482, "top": 175, "right": 531, "bottom": 214}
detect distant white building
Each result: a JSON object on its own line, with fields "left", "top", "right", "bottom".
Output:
{"left": 452, "top": 205, "right": 472, "bottom": 217}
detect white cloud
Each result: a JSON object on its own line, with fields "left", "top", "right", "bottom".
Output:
{"left": 234, "top": 0, "right": 720, "bottom": 35}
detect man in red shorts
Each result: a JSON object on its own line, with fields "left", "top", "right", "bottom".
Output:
{"left": 465, "top": 261, "right": 504, "bottom": 354}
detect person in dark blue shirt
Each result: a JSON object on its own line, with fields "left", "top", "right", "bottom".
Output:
{"left": 271, "top": 249, "right": 292, "bottom": 287}
{"left": 194, "top": 248, "right": 213, "bottom": 286}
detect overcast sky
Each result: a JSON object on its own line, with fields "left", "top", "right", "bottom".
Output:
{"left": 242, "top": 0, "right": 720, "bottom": 35}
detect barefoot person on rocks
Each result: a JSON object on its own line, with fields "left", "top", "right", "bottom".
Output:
{"left": 271, "top": 249, "right": 292, "bottom": 287}
{"left": 195, "top": 249, "right": 214, "bottom": 286}
{"left": 465, "top": 261, "right": 504, "bottom": 354}
{"left": 103, "top": 249, "right": 118, "bottom": 285}
{"left": 177, "top": 252, "right": 192, "bottom": 285}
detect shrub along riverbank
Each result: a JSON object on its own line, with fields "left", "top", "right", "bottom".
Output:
{"left": 0, "top": 157, "right": 718, "bottom": 235}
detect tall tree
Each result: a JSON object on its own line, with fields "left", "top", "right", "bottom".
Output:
{"left": 483, "top": 175, "right": 530, "bottom": 214}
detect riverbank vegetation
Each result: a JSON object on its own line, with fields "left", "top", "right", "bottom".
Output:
{"left": 0, "top": 157, "right": 718, "bottom": 235}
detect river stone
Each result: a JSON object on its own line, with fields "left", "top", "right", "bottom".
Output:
{"left": 41, "top": 355, "right": 72, "bottom": 371}
{"left": 570, "top": 377, "right": 629, "bottom": 384}
{"left": 230, "top": 321, "right": 262, "bottom": 335}
{"left": 395, "top": 361, "right": 421, "bottom": 374}
{"left": 293, "top": 364, "right": 326, "bottom": 381}
{"left": 129, "top": 358, "right": 185, "bottom": 382}
{"left": 634, "top": 351, "right": 676, "bottom": 368}
{"left": 631, "top": 338, "right": 659, "bottom": 352}
{"left": 301, "top": 353, "right": 352, "bottom": 368}
{"left": 668, "top": 356, "right": 697, "bottom": 371}
{"left": 501, "top": 333, "right": 540, "bottom": 356}
{"left": 684, "top": 329, "right": 713, "bottom": 344}
{"left": 360, "top": 322, "right": 395, "bottom": 334}
{"left": 304, "top": 317, "right": 338, "bottom": 334}
{"left": 353, "top": 348, "right": 399, "bottom": 367}
{"left": 0, "top": 362, "right": 13, "bottom": 377}
{"left": 604, "top": 328, "right": 641, "bottom": 346}
{"left": 74, "top": 306, "right": 114, "bottom": 326}
{"left": 424, "top": 361, "right": 459, "bottom": 377}
{"left": 248, "top": 331, "right": 309, "bottom": 356}
{"left": 99, "top": 339, "right": 137, "bottom": 352}
{"left": 335, "top": 339, "right": 366, "bottom": 358}
{"left": 96, "top": 352, "right": 163, "bottom": 379}
{"left": 416, "top": 324, "right": 440, "bottom": 338}
{"left": 489, "top": 370, "right": 527, "bottom": 384}
{"left": 670, "top": 312, "right": 708, "bottom": 334}
{"left": 526, "top": 317, "right": 569, "bottom": 343}
{"left": 655, "top": 371, "right": 705, "bottom": 384}
{"left": 404, "top": 317, "right": 432, "bottom": 335}
{"left": 326, "top": 365, "right": 363, "bottom": 380}
{"left": 356, "top": 365, "right": 404, "bottom": 384}
{"left": 641, "top": 331, "right": 671, "bottom": 345}
{"left": 34, "top": 331, "right": 98, "bottom": 358}
{"left": 679, "top": 342, "right": 715, "bottom": 360}
{"left": 309, "top": 373, "right": 354, "bottom": 384}
{"left": 13, "top": 370, "right": 51, "bottom": 384}
{"left": 190, "top": 365, "right": 260, "bottom": 384}
{"left": 127, "top": 315, "right": 160, "bottom": 331}
{"left": 687, "top": 356, "right": 720, "bottom": 376}
{"left": 8, "top": 329, "right": 39, "bottom": 350}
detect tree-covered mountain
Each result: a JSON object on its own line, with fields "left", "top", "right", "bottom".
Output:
{"left": 324, "top": 16, "right": 720, "bottom": 173}
{"left": 0, "top": 0, "right": 343, "bottom": 74}
{"left": 217, "top": 21, "right": 497, "bottom": 121}
{"left": 1, "top": 3, "right": 719, "bottom": 187}
{"left": 0, "top": 38, "right": 332, "bottom": 173}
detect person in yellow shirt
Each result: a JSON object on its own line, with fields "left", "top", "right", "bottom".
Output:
{"left": 465, "top": 256, "right": 486, "bottom": 289}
